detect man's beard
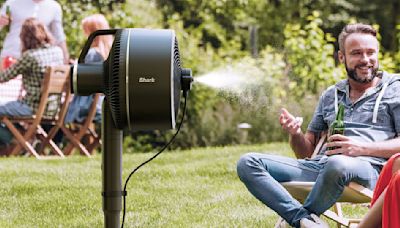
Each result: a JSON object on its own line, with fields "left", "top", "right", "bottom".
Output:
{"left": 345, "top": 62, "right": 379, "bottom": 83}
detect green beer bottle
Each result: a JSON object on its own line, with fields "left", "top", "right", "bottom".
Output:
{"left": 327, "top": 103, "right": 345, "bottom": 150}
{"left": 4, "top": 5, "right": 11, "bottom": 33}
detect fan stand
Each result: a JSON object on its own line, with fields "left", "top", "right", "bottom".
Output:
{"left": 102, "top": 99, "right": 123, "bottom": 228}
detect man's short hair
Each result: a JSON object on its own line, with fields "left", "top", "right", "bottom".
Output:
{"left": 338, "top": 23, "right": 377, "bottom": 52}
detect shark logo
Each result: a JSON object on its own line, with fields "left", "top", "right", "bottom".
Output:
{"left": 139, "top": 77, "right": 156, "bottom": 83}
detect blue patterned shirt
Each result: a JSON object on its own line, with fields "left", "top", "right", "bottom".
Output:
{"left": 308, "top": 71, "right": 400, "bottom": 165}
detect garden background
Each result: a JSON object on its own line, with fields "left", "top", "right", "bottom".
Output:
{"left": 2, "top": 0, "right": 400, "bottom": 150}
{"left": 0, "top": 0, "right": 399, "bottom": 227}
{"left": 66, "top": 0, "right": 400, "bottom": 150}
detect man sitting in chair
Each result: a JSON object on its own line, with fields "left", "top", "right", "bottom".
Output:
{"left": 237, "top": 23, "right": 400, "bottom": 228}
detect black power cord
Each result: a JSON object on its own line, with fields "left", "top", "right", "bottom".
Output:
{"left": 121, "top": 97, "right": 188, "bottom": 228}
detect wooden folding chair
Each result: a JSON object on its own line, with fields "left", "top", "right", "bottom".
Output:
{"left": 1, "top": 65, "right": 71, "bottom": 159}
{"left": 35, "top": 66, "right": 75, "bottom": 156}
{"left": 275, "top": 132, "right": 373, "bottom": 228}
{"left": 60, "top": 93, "right": 102, "bottom": 157}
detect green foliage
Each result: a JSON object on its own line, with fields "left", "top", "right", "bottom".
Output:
{"left": 390, "top": 25, "right": 400, "bottom": 72}
{"left": 283, "top": 12, "right": 343, "bottom": 97}
{"left": 155, "top": 0, "right": 345, "bottom": 52}
{"left": 156, "top": 0, "right": 250, "bottom": 52}
{"left": 123, "top": 134, "right": 155, "bottom": 153}
{"left": 58, "top": 0, "right": 137, "bottom": 58}
{"left": 3, "top": 0, "right": 400, "bottom": 149}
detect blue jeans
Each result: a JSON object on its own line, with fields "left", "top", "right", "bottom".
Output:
{"left": 236, "top": 153, "right": 381, "bottom": 228}
{"left": 0, "top": 101, "right": 32, "bottom": 145}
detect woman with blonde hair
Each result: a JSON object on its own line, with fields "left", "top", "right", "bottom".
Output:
{"left": 65, "top": 14, "right": 112, "bottom": 124}
{"left": 81, "top": 13, "right": 113, "bottom": 61}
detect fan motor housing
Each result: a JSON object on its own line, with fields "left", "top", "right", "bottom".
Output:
{"left": 72, "top": 28, "right": 184, "bottom": 131}
{"left": 124, "top": 29, "right": 181, "bottom": 131}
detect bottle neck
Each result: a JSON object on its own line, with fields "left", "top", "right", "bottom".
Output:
{"left": 336, "top": 104, "right": 344, "bottom": 121}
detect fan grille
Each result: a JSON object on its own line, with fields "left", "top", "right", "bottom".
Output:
{"left": 173, "top": 38, "right": 182, "bottom": 119}
{"left": 106, "top": 30, "right": 125, "bottom": 128}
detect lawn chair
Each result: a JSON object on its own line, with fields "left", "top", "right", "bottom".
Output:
{"left": 275, "top": 132, "right": 373, "bottom": 228}
{"left": 60, "top": 93, "right": 102, "bottom": 157}
{"left": 1, "top": 65, "right": 71, "bottom": 159}
{"left": 35, "top": 65, "right": 75, "bottom": 157}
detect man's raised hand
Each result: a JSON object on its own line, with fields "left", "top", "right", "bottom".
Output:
{"left": 279, "top": 108, "right": 303, "bottom": 135}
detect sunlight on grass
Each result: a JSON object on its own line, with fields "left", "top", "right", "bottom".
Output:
{"left": 0, "top": 143, "right": 367, "bottom": 227}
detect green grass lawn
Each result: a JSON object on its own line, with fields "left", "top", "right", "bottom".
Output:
{"left": 0, "top": 143, "right": 367, "bottom": 227}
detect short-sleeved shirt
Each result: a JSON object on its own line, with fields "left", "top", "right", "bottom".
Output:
{"left": 0, "top": 0, "right": 66, "bottom": 58}
{"left": 307, "top": 71, "right": 400, "bottom": 165}
{"left": 0, "top": 44, "right": 64, "bottom": 116}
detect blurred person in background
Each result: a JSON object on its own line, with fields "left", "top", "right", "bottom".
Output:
{"left": 0, "top": 18, "right": 63, "bottom": 154}
{"left": 65, "top": 14, "right": 112, "bottom": 125}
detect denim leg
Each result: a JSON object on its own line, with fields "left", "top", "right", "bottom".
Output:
{"left": 0, "top": 101, "right": 32, "bottom": 116}
{"left": 303, "top": 155, "right": 380, "bottom": 215}
{"left": 237, "top": 153, "right": 321, "bottom": 227}
{"left": 0, "top": 101, "right": 32, "bottom": 145}
{"left": 0, "top": 124, "right": 13, "bottom": 145}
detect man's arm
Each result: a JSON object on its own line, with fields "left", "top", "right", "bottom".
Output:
{"left": 326, "top": 134, "right": 400, "bottom": 158}
{"left": 289, "top": 130, "right": 318, "bottom": 159}
{"left": 57, "top": 41, "right": 70, "bottom": 64}
{"left": 0, "top": 55, "right": 29, "bottom": 82}
{"left": 280, "top": 108, "right": 318, "bottom": 158}
{"left": 49, "top": 2, "right": 69, "bottom": 63}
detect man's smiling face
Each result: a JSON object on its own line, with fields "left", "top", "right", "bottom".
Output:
{"left": 339, "top": 33, "right": 379, "bottom": 83}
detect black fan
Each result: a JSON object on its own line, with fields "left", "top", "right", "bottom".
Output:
{"left": 72, "top": 28, "right": 193, "bottom": 130}
{"left": 71, "top": 28, "right": 193, "bottom": 228}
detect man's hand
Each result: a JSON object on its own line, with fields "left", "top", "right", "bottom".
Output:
{"left": 0, "top": 15, "right": 10, "bottom": 27}
{"left": 325, "top": 134, "right": 368, "bottom": 157}
{"left": 280, "top": 108, "right": 315, "bottom": 158}
{"left": 279, "top": 108, "right": 303, "bottom": 135}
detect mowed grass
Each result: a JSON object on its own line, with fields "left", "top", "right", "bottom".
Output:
{"left": 0, "top": 143, "right": 367, "bottom": 227}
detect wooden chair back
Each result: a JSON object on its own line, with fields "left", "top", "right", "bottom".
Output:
{"left": 35, "top": 65, "right": 72, "bottom": 156}
{"left": 1, "top": 65, "right": 71, "bottom": 158}
{"left": 38, "top": 65, "right": 71, "bottom": 119}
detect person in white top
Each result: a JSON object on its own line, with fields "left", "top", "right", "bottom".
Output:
{"left": 0, "top": 0, "right": 69, "bottom": 67}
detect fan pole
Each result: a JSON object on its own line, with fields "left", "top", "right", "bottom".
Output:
{"left": 102, "top": 99, "right": 123, "bottom": 228}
